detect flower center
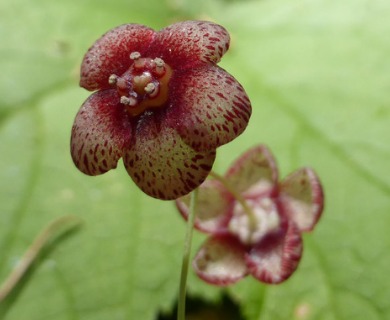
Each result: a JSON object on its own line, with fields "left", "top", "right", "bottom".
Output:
{"left": 108, "top": 52, "right": 173, "bottom": 117}
{"left": 229, "top": 197, "right": 281, "bottom": 245}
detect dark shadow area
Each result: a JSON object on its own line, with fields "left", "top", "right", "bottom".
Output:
{"left": 157, "top": 293, "right": 245, "bottom": 320}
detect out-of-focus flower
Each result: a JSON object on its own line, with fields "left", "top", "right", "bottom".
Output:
{"left": 176, "top": 145, "right": 324, "bottom": 285}
{"left": 71, "top": 21, "right": 251, "bottom": 200}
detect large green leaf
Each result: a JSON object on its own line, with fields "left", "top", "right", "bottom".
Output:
{"left": 1, "top": 0, "right": 389, "bottom": 319}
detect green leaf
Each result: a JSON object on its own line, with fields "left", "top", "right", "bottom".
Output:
{"left": 0, "top": 0, "right": 389, "bottom": 319}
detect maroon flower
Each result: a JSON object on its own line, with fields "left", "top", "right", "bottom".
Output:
{"left": 71, "top": 21, "right": 251, "bottom": 200}
{"left": 176, "top": 145, "right": 324, "bottom": 285}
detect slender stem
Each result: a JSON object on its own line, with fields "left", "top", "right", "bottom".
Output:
{"left": 208, "top": 171, "right": 258, "bottom": 230}
{"left": 177, "top": 188, "right": 198, "bottom": 320}
{"left": 0, "top": 215, "right": 82, "bottom": 302}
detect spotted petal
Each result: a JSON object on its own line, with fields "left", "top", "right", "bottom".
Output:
{"left": 167, "top": 65, "right": 251, "bottom": 152}
{"left": 225, "top": 145, "right": 278, "bottom": 197}
{"left": 246, "top": 222, "right": 302, "bottom": 284}
{"left": 278, "top": 168, "right": 324, "bottom": 232}
{"left": 123, "top": 114, "right": 215, "bottom": 200}
{"left": 80, "top": 24, "right": 155, "bottom": 91}
{"left": 150, "top": 20, "right": 230, "bottom": 69}
{"left": 71, "top": 90, "right": 132, "bottom": 176}
{"left": 176, "top": 179, "right": 234, "bottom": 233}
{"left": 193, "top": 234, "right": 248, "bottom": 286}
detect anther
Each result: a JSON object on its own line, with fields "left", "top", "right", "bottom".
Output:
{"left": 129, "top": 51, "right": 141, "bottom": 60}
{"left": 120, "top": 96, "right": 137, "bottom": 106}
{"left": 154, "top": 58, "right": 166, "bottom": 76}
{"left": 144, "top": 82, "right": 156, "bottom": 95}
{"left": 154, "top": 58, "right": 165, "bottom": 67}
{"left": 108, "top": 74, "right": 118, "bottom": 85}
{"left": 130, "top": 51, "right": 145, "bottom": 69}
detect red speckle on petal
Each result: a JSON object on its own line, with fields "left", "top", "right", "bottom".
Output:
{"left": 216, "top": 92, "right": 227, "bottom": 100}
{"left": 200, "top": 164, "right": 213, "bottom": 171}
{"left": 207, "top": 94, "right": 215, "bottom": 102}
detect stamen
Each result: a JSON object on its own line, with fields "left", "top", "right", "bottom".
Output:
{"left": 130, "top": 52, "right": 146, "bottom": 69}
{"left": 154, "top": 58, "right": 165, "bottom": 67}
{"left": 129, "top": 51, "right": 141, "bottom": 60}
{"left": 144, "top": 82, "right": 156, "bottom": 94}
{"left": 120, "top": 96, "right": 137, "bottom": 106}
{"left": 108, "top": 74, "right": 118, "bottom": 85}
{"left": 154, "top": 58, "right": 166, "bottom": 76}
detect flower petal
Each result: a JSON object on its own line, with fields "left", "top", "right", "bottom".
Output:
{"left": 80, "top": 24, "right": 155, "bottom": 91}
{"left": 278, "top": 168, "right": 324, "bottom": 232}
{"left": 246, "top": 222, "right": 303, "bottom": 284}
{"left": 176, "top": 179, "right": 234, "bottom": 233}
{"left": 225, "top": 145, "right": 278, "bottom": 197}
{"left": 123, "top": 114, "right": 215, "bottom": 200}
{"left": 70, "top": 90, "right": 132, "bottom": 176}
{"left": 150, "top": 20, "right": 230, "bottom": 69}
{"left": 167, "top": 65, "right": 251, "bottom": 152}
{"left": 193, "top": 234, "right": 248, "bottom": 286}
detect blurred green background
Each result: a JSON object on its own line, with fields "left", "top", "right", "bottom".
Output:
{"left": 1, "top": 0, "right": 389, "bottom": 319}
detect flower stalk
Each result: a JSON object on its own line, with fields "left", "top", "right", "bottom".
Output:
{"left": 177, "top": 188, "right": 198, "bottom": 320}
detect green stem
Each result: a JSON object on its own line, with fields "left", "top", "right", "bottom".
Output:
{"left": 208, "top": 171, "right": 258, "bottom": 230}
{"left": 0, "top": 215, "right": 83, "bottom": 302}
{"left": 177, "top": 188, "right": 198, "bottom": 320}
